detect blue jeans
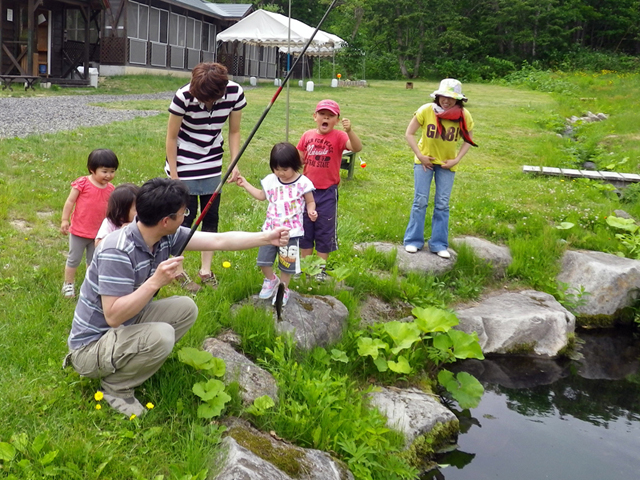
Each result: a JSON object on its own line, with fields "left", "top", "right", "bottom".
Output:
{"left": 403, "top": 164, "right": 455, "bottom": 252}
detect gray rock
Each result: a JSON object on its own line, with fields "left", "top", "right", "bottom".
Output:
{"left": 557, "top": 249, "right": 640, "bottom": 319}
{"left": 455, "top": 290, "right": 575, "bottom": 356}
{"left": 613, "top": 209, "right": 633, "bottom": 220}
{"left": 368, "top": 386, "right": 458, "bottom": 447}
{"left": 597, "top": 112, "right": 609, "bottom": 120}
{"left": 355, "top": 242, "right": 456, "bottom": 275}
{"left": 202, "top": 338, "right": 278, "bottom": 406}
{"left": 274, "top": 291, "right": 349, "bottom": 350}
{"left": 582, "top": 161, "right": 597, "bottom": 170}
{"left": 239, "top": 291, "right": 349, "bottom": 351}
{"left": 452, "top": 236, "right": 512, "bottom": 277}
{"left": 214, "top": 419, "right": 353, "bottom": 480}
{"left": 358, "top": 295, "right": 414, "bottom": 327}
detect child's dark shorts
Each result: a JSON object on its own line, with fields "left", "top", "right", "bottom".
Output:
{"left": 300, "top": 185, "right": 338, "bottom": 254}
{"left": 257, "top": 237, "right": 300, "bottom": 274}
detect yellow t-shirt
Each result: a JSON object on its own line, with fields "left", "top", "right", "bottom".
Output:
{"left": 413, "top": 103, "right": 474, "bottom": 172}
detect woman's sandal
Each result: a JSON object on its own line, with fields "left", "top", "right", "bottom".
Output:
{"left": 175, "top": 272, "right": 201, "bottom": 294}
{"left": 198, "top": 271, "right": 218, "bottom": 288}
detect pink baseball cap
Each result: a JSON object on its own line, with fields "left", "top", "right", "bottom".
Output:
{"left": 315, "top": 99, "right": 340, "bottom": 116}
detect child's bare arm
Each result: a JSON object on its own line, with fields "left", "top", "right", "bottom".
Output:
{"left": 60, "top": 187, "right": 80, "bottom": 234}
{"left": 304, "top": 192, "right": 317, "bottom": 222}
{"left": 236, "top": 175, "right": 266, "bottom": 201}
{"left": 342, "top": 118, "right": 363, "bottom": 153}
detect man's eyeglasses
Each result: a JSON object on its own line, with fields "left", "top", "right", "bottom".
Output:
{"left": 168, "top": 207, "right": 190, "bottom": 220}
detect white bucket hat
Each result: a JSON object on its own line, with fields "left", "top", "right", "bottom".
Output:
{"left": 430, "top": 78, "right": 467, "bottom": 101}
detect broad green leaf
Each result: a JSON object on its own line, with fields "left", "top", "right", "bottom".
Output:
{"left": 0, "top": 442, "right": 16, "bottom": 462}
{"left": 254, "top": 395, "right": 275, "bottom": 411}
{"left": 32, "top": 433, "right": 47, "bottom": 454}
{"left": 384, "top": 321, "right": 422, "bottom": 354}
{"left": 447, "top": 330, "right": 485, "bottom": 360}
{"left": 178, "top": 347, "right": 226, "bottom": 376}
{"left": 373, "top": 356, "right": 388, "bottom": 372}
{"left": 357, "top": 337, "right": 388, "bottom": 359}
{"left": 606, "top": 216, "right": 639, "bottom": 233}
{"left": 39, "top": 450, "right": 58, "bottom": 466}
{"left": 432, "top": 333, "right": 453, "bottom": 351}
{"left": 197, "top": 391, "right": 231, "bottom": 419}
{"left": 387, "top": 355, "right": 412, "bottom": 374}
{"left": 413, "top": 306, "right": 459, "bottom": 333}
{"left": 555, "top": 222, "right": 574, "bottom": 230}
{"left": 311, "top": 347, "right": 330, "bottom": 365}
{"left": 192, "top": 379, "right": 226, "bottom": 401}
{"left": 327, "top": 265, "right": 352, "bottom": 282}
{"left": 438, "top": 370, "right": 484, "bottom": 409}
{"left": 10, "top": 433, "right": 28, "bottom": 453}
{"left": 330, "top": 349, "right": 349, "bottom": 363}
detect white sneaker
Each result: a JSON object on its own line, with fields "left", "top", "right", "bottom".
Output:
{"left": 404, "top": 245, "right": 418, "bottom": 253}
{"left": 436, "top": 250, "right": 451, "bottom": 259}
{"left": 259, "top": 275, "right": 280, "bottom": 299}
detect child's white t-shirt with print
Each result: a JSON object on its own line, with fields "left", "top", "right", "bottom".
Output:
{"left": 260, "top": 173, "right": 315, "bottom": 238}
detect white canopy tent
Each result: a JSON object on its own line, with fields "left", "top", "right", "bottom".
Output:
{"left": 217, "top": 8, "right": 345, "bottom": 139}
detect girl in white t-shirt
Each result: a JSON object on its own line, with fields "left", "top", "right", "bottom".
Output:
{"left": 236, "top": 143, "right": 317, "bottom": 306}
{"left": 95, "top": 183, "right": 139, "bottom": 247}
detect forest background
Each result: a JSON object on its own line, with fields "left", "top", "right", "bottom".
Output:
{"left": 220, "top": 0, "right": 640, "bottom": 80}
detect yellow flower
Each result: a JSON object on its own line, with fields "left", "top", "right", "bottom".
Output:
{"left": 94, "top": 391, "right": 104, "bottom": 401}
{"left": 129, "top": 414, "right": 136, "bottom": 421}
{"left": 146, "top": 402, "right": 154, "bottom": 410}
{"left": 95, "top": 404, "right": 101, "bottom": 410}
{"left": 222, "top": 261, "right": 231, "bottom": 268}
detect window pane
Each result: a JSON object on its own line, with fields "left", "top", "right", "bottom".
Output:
{"left": 178, "top": 16, "right": 186, "bottom": 47}
{"left": 149, "top": 8, "right": 159, "bottom": 43}
{"left": 160, "top": 10, "right": 168, "bottom": 44}
{"left": 128, "top": 2, "right": 138, "bottom": 39}
{"left": 139, "top": 5, "right": 148, "bottom": 41}
{"left": 186, "top": 17, "right": 194, "bottom": 48}
{"left": 169, "top": 13, "right": 178, "bottom": 45}
{"left": 202, "top": 23, "right": 209, "bottom": 52}
{"left": 194, "top": 21, "right": 201, "bottom": 50}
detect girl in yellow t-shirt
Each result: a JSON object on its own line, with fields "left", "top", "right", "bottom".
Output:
{"left": 403, "top": 78, "right": 477, "bottom": 258}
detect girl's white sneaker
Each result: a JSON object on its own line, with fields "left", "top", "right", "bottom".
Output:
{"left": 436, "top": 250, "right": 451, "bottom": 259}
{"left": 404, "top": 245, "right": 418, "bottom": 253}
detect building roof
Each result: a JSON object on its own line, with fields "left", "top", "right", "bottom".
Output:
{"left": 166, "top": 1, "right": 252, "bottom": 19}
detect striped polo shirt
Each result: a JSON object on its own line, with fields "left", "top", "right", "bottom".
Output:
{"left": 67, "top": 220, "right": 190, "bottom": 350}
{"left": 165, "top": 81, "right": 247, "bottom": 180}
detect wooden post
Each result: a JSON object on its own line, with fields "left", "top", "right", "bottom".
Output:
{"left": 0, "top": 0, "right": 4, "bottom": 75}
{"left": 27, "top": 0, "right": 35, "bottom": 76}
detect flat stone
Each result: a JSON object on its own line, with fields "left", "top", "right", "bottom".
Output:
{"left": 452, "top": 236, "right": 512, "bottom": 277}
{"left": 355, "top": 242, "right": 456, "bottom": 275}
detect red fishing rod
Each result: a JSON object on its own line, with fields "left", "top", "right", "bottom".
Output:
{"left": 177, "top": 0, "right": 340, "bottom": 256}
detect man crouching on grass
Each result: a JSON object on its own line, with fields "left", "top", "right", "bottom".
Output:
{"left": 63, "top": 178, "right": 289, "bottom": 417}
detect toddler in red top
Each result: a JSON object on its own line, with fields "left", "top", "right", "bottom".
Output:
{"left": 60, "top": 149, "right": 119, "bottom": 298}
{"left": 296, "top": 99, "right": 362, "bottom": 276}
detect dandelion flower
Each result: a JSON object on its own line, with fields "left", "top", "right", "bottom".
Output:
{"left": 94, "top": 391, "right": 104, "bottom": 401}
{"left": 129, "top": 414, "right": 137, "bottom": 421}
{"left": 222, "top": 261, "right": 231, "bottom": 269}
{"left": 95, "top": 404, "right": 101, "bottom": 410}
{"left": 146, "top": 402, "right": 154, "bottom": 410}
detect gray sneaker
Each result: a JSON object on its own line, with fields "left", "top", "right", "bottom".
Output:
{"left": 103, "top": 393, "right": 146, "bottom": 418}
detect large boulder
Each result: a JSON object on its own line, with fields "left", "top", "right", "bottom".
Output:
{"left": 557, "top": 249, "right": 640, "bottom": 323}
{"left": 454, "top": 290, "right": 575, "bottom": 357}
{"left": 452, "top": 236, "right": 512, "bottom": 277}
{"left": 368, "top": 386, "right": 458, "bottom": 447}
{"left": 202, "top": 337, "right": 278, "bottom": 406}
{"left": 274, "top": 291, "right": 349, "bottom": 350}
{"left": 355, "top": 242, "right": 456, "bottom": 275}
{"left": 239, "top": 291, "right": 349, "bottom": 351}
{"left": 214, "top": 418, "right": 353, "bottom": 480}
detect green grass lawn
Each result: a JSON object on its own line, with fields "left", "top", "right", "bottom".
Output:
{"left": 1, "top": 72, "right": 639, "bottom": 479}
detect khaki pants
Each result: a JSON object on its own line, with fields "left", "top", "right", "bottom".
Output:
{"left": 69, "top": 296, "right": 198, "bottom": 397}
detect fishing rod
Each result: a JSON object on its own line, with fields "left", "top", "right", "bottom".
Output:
{"left": 177, "top": 0, "right": 340, "bottom": 256}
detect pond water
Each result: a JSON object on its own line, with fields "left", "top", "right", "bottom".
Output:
{"left": 423, "top": 328, "right": 640, "bottom": 480}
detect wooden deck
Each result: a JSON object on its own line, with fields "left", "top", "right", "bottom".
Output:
{"left": 523, "top": 166, "right": 640, "bottom": 187}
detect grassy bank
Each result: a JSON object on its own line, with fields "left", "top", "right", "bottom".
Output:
{"left": 1, "top": 71, "right": 639, "bottom": 479}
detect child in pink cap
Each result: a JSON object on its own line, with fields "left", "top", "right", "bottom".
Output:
{"left": 297, "top": 99, "right": 362, "bottom": 279}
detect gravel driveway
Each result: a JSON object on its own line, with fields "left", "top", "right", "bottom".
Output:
{"left": 0, "top": 92, "right": 174, "bottom": 139}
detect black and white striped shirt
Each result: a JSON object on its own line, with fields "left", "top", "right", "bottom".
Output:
{"left": 165, "top": 81, "right": 247, "bottom": 180}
